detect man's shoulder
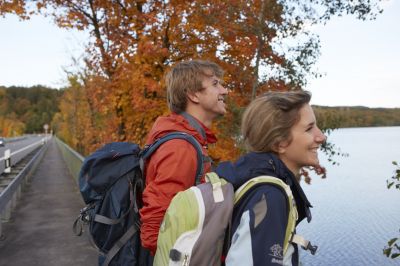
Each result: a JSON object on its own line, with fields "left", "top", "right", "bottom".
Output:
{"left": 146, "top": 114, "right": 195, "bottom": 143}
{"left": 147, "top": 137, "right": 198, "bottom": 161}
{"left": 146, "top": 113, "right": 216, "bottom": 145}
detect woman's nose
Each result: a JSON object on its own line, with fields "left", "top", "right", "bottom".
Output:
{"left": 316, "top": 128, "right": 327, "bottom": 143}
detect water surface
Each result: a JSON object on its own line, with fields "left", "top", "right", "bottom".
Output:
{"left": 298, "top": 127, "right": 400, "bottom": 266}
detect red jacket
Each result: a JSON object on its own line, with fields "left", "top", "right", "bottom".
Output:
{"left": 139, "top": 113, "right": 217, "bottom": 254}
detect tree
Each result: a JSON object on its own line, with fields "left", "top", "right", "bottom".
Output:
{"left": 0, "top": 85, "right": 61, "bottom": 135}
{"left": 52, "top": 76, "right": 97, "bottom": 154}
{"left": 0, "top": 0, "right": 384, "bottom": 160}
{"left": 383, "top": 161, "right": 400, "bottom": 259}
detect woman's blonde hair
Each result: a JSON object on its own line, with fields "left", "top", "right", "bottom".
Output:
{"left": 241, "top": 90, "right": 311, "bottom": 152}
{"left": 166, "top": 60, "right": 224, "bottom": 113}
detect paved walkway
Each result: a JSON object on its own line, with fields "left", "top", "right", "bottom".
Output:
{"left": 0, "top": 139, "right": 97, "bottom": 266}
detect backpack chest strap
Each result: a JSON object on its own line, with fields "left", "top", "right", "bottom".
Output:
{"left": 290, "top": 233, "right": 318, "bottom": 255}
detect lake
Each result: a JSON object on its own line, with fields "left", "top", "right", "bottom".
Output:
{"left": 298, "top": 126, "right": 400, "bottom": 266}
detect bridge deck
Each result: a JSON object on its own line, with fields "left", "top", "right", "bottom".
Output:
{"left": 0, "top": 139, "right": 97, "bottom": 266}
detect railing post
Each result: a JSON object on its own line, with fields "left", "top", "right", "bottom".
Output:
{"left": 11, "top": 191, "right": 17, "bottom": 209}
{"left": 1, "top": 201, "right": 12, "bottom": 222}
{"left": 0, "top": 213, "right": 2, "bottom": 239}
{"left": 4, "top": 149, "right": 11, "bottom": 174}
{"left": 17, "top": 186, "right": 22, "bottom": 200}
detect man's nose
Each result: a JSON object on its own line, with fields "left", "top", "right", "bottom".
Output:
{"left": 220, "top": 84, "right": 228, "bottom": 95}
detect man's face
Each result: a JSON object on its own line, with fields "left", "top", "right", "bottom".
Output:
{"left": 193, "top": 71, "right": 228, "bottom": 120}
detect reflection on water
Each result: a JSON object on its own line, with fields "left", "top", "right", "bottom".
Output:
{"left": 298, "top": 127, "right": 400, "bottom": 266}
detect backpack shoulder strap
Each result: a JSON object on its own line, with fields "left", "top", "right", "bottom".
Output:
{"left": 141, "top": 132, "right": 204, "bottom": 185}
{"left": 234, "top": 176, "right": 317, "bottom": 255}
{"left": 180, "top": 112, "right": 206, "bottom": 141}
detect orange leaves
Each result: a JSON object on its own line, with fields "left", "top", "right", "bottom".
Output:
{"left": 11, "top": 1, "right": 306, "bottom": 158}
{"left": 0, "top": 0, "right": 28, "bottom": 18}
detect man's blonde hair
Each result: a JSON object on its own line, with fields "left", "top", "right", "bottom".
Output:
{"left": 166, "top": 60, "right": 224, "bottom": 113}
{"left": 241, "top": 90, "right": 311, "bottom": 152}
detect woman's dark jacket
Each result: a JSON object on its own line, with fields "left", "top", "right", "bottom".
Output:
{"left": 215, "top": 152, "right": 313, "bottom": 266}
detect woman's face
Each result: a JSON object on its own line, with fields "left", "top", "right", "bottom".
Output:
{"left": 278, "top": 104, "right": 326, "bottom": 175}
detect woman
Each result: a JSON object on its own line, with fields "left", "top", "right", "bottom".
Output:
{"left": 216, "top": 90, "right": 326, "bottom": 266}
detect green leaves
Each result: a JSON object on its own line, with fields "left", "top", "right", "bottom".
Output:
{"left": 388, "top": 238, "right": 399, "bottom": 247}
{"left": 387, "top": 181, "right": 394, "bottom": 189}
{"left": 0, "top": 86, "right": 61, "bottom": 136}
{"left": 383, "top": 237, "right": 400, "bottom": 259}
{"left": 384, "top": 162, "right": 400, "bottom": 260}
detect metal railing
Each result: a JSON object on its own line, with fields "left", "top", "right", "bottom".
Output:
{"left": 0, "top": 138, "right": 49, "bottom": 236}
{"left": 3, "top": 136, "right": 27, "bottom": 144}
{"left": 0, "top": 137, "right": 48, "bottom": 175}
{"left": 55, "top": 137, "right": 84, "bottom": 184}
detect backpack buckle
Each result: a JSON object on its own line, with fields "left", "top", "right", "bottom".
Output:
{"left": 80, "top": 204, "right": 94, "bottom": 223}
{"left": 73, "top": 204, "right": 95, "bottom": 236}
{"left": 290, "top": 233, "right": 318, "bottom": 255}
{"left": 304, "top": 242, "right": 318, "bottom": 255}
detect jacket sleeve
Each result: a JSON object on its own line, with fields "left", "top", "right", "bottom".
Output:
{"left": 139, "top": 139, "right": 198, "bottom": 254}
{"left": 226, "top": 186, "right": 289, "bottom": 266}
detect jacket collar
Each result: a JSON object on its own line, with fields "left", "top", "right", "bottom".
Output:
{"left": 216, "top": 152, "right": 313, "bottom": 223}
{"left": 146, "top": 112, "right": 217, "bottom": 146}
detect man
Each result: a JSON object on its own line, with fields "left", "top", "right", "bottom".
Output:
{"left": 140, "top": 60, "right": 228, "bottom": 255}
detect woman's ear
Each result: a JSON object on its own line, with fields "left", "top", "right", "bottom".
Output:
{"left": 276, "top": 140, "right": 289, "bottom": 154}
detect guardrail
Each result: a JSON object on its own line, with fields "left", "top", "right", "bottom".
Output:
{"left": 0, "top": 137, "right": 49, "bottom": 175}
{"left": 55, "top": 137, "right": 84, "bottom": 184}
{"left": 3, "top": 136, "right": 27, "bottom": 144}
{"left": 0, "top": 138, "right": 50, "bottom": 237}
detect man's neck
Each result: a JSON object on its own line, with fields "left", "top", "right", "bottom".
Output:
{"left": 184, "top": 108, "right": 212, "bottom": 128}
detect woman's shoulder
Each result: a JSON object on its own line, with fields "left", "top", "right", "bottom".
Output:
{"left": 239, "top": 183, "right": 288, "bottom": 210}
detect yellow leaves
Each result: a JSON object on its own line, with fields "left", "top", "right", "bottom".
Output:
{"left": 0, "top": 116, "right": 25, "bottom": 137}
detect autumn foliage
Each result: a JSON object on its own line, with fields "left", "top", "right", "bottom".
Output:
{"left": 0, "top": 86, "right": 62, "bottom": 137}
{"left": 0, "top": 0, "right": 383, "bottom": 161}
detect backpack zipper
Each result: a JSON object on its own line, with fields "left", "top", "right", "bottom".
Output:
{"left": 182, "top": 254, "right": 189, "bottom": 266}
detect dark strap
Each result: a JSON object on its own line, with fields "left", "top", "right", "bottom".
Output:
{"left": 181, "top": 112, "right": 213, "bottom": 168}
{"left": 140, "top": 132, "right": 204, "bottom": 185}
{"left": 102, "top": 224, "right": 139, "bottom": 266}
{"left": 73, "top": 203, "right": 95, "bottom": 236}
{"left": 74, "top": 180, "right": 140, "bottom": 264}
{"left": 72, "top": 216, "right": 84, "bottom": 236}
{"left": 180, "top": 112, "right": 206, "bottom": 141}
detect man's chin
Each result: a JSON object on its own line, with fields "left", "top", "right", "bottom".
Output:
{"left": 217, "top": 109, "right": 227, "bottom": 116}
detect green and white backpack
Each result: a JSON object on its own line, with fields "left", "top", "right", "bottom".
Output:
{"left": 154, "top": 172, "right": 234, "bottom": 266}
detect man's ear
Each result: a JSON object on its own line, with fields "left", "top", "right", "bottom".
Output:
{"left": 187, "top": 92, "right": 200, "bottom": 104}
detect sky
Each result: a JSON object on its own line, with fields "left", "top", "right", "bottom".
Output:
{"left": 0, "top": 1, "right": 399, "bottom": 108}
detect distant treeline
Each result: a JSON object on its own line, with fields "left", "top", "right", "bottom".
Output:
{"left": 0, "top": 85, "right": 62, "bottom": 136}
{"left": 1, "top": 85, "right": 399, "bottom": 137}
{"left": 314, "top": 105, "right": 400, "bottom": 129}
